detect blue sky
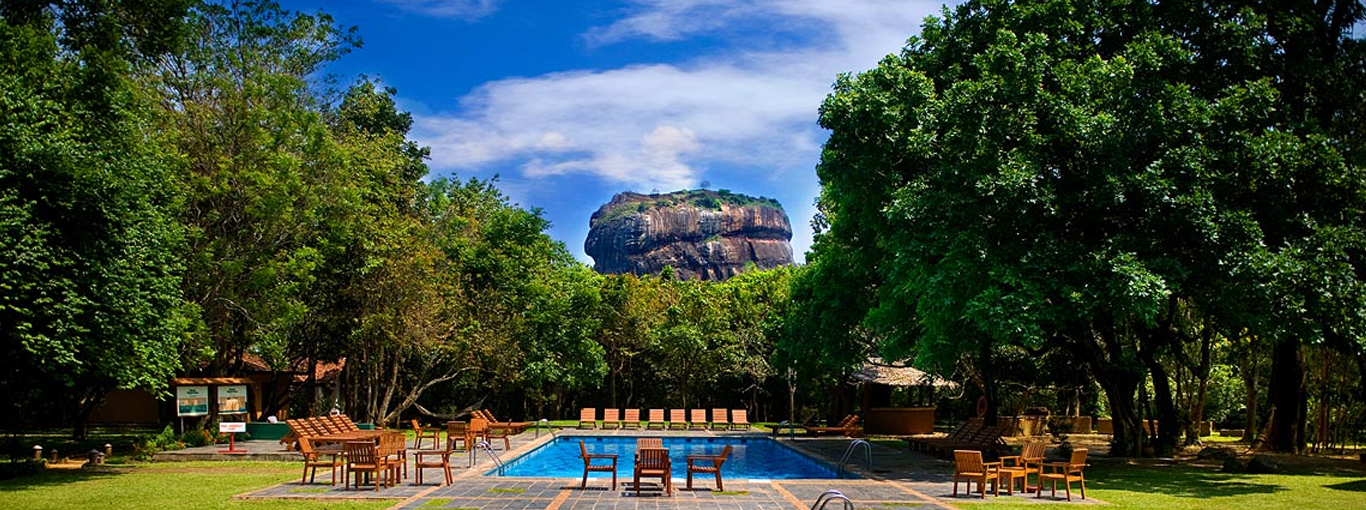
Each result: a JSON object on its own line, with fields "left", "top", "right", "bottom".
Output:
{"left": 281, "top": 0, "right": 952, "bottom": 263}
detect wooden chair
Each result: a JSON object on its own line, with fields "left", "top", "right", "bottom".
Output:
{"left": 380, "top": 430, "right": 407, "bottom": 481}
{"left": 730, "top": 409, "right": 750, "bottom": 430}
{"left": 688, "top": 409, "right": 708, "bottom": 430}
{"left": 1037, "top": 449, "right": 1088, "bottom": 500}
{"left": 686, "top": 445, "right": 732, "bottom": 490}
{"left": 579, "top": 440, "right": 618, "bottom": 490}
{"left": 297, "top": 437, "right": 343, "bottom": 486}
{"left": 411, "top": 419, "right": 441, "bottom": 450}
{"left": 668, "top": 409, "right": 688, "bottom": 430}
{"left": 344, "top": 440, "right": 389, "bottom": 491}
{"left": 999, "top": 441, "right": 1045, "bottom": 494}
{"left": 952, "top": 450, "right": 1000, "bottom": 498}
{"left": 602, "top": 408, "right": 622, "bottom": 429}
{"left": 579, "top": 408, "right": 598, "bottom": 429}
{"left": 413, "top": 438, "right": 454, "bottom": 486}
{"left": 646, "top": 409, "right": 667, "bottom": 429}
{"left": 446, "top": 421, "right": 469, "bottom": 452}
{"left": 709, "top": 408, "right": 729, "bottom": 430}
{"left": 623, "top": 409, "right": 643, "bottom": 429}
{"left": 633, "top": 447, "right": 672, "bottom": 496}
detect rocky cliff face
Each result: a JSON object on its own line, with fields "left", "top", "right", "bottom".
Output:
{"left": 585, "top": 190, "right": 794, "bottom": 280}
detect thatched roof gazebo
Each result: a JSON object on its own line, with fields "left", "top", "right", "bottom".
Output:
{"left": 854, "top": 358, "right": 958, "bottom": 435}
{"left": 851, "top": 358, "right": 959, "bottom": 389}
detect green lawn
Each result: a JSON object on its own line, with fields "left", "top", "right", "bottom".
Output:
{"left": 0, "top": 461, "right": 389, "bottom": 510}
{"left": 955, "top": 461, "right": 1366, "bottom": 510}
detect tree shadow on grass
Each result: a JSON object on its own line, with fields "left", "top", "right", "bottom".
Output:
{"left": 0, "top": 468, "right": 125, "bottom": 492}
{"left": 1325, "top": 479, "right": 1366, "bottom": 492}
{"left": 1088, "top": 464, "right": 1285, "bottom": 498}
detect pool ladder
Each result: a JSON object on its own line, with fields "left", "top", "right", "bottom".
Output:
{"left": 474, "top": 440, "right": 507, "bottom": 474}
{"left": 836, "top": 439, "right": 872, "bottom": 475}
{"left": 811, "top": 490, "right": 854, "bottom": 510}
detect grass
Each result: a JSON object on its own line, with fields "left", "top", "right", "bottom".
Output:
{"left": 954, "top": 460, "right": 1366, "bottom": 510}
{"left": 0, "top": 461, "right": 389, "bottom": 510}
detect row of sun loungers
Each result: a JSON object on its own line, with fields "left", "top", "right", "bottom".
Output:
{"left": 579, "top": 408, "right": 751, "bottom": 430}
{"left": 282, "top": 414, "right": 377, "bottom": 450}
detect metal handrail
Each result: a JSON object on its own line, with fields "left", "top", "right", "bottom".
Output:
{"left": 475, "top": 440, "right": 507, "bottom": 474}
{"left": 811, "top": 489, "right": 854, "bottom": 510}
{"left": 836, "top": 439, "right": 872, "bottom": 474}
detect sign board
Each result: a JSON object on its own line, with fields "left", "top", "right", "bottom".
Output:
{"left": 216, "top": 385, "right": 249, "bottom": 414}
{"left": 219, "top": 422, "right": 247, "bottom": 433}
{"left": 176, "top": 386, "right": 209, "bottom": 417}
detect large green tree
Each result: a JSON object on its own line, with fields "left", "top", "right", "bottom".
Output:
{"left": 154, "top": 0, "right": 360, "bottom": 377}
{"left": 812, "top": 0, "right": 1366, "bottom": 456}
{"left": 0, "top": 2, "right": 191, "bottom": 438}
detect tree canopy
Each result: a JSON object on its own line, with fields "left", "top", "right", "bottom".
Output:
{"left": 808, "top": 0, "right": 1366, "bottom": 455}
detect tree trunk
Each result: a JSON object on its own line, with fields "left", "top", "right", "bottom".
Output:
{"left": 1144, "top": 358, "right": 1180, "bottom": 456}
{"left": 1264, "top": 339, "right": 1306, "bottom": 452}
{"left": 1098, "top": 370, "right": 1144, "bottom": 456}
{"left": 1190, "top": 327, "right": 1212, "bottom": 446}
{"left": 72, "top": 387, "right": 109, "bottom": 440}
{"left": 1242, "top": 340, "right": 1260, "bottom": 442}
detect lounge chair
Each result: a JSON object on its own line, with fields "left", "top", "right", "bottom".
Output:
{"left": 602, "top": 408, "right": 622, "bottom": 429}
{"left": 952, "top": 450, "right": 1000, "bottom": 498}
{"left": 688, "top": 409, "right": 708, "bottom": 430}
{"left": 668, "top": 409, "right": 688, "bottom": 430}
{"left": 623, "top": 408, "right": 643, "bottom": 429}
{"left": 710, "top": 408, "right": 729, "bottom": 430}
{"left": 646, "top": 409, "right": 667, "bottom": 429}
{"left": 1038, "top": 449, "right": 1088, "bottom": 500}
{"left": 730, "top": 409, "right": 750, "bottom": 430}
{"left": 633, "top": 446, "right": 672, "bottom": 496}
{"left": 480, "top": 409, "right": 533, "bottom": 433}
{"left": 579, "top": 408, "right": 597, "bottom": 429}
{"left": 806, "top": 415, "right": 861, "bottom": 437}
{"left": 686, "top": 445, "right": 732, "bottom": 490}
{"left": 579, "top": 440, "right": 618, "bottom": 490}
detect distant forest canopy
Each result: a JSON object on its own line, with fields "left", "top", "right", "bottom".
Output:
{"left": 3, "top": 0, "right": 1365, "bottom": 458}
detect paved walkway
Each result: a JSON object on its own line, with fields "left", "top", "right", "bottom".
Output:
{"left": 197, "top": 429, "right": 1103, "bottom": 509}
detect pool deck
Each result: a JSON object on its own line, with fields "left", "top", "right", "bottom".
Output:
{"left": 162, "top": 428, "right": 1103, "bottom": 509}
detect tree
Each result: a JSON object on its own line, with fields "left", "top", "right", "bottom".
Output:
{"left": 154, "top": 0, "right": 360, "bottom": 377}
{"left": 0, "top": 2, "right": 191, "bottom": 438}
{"left": 813, "top": 0, "right": 1366, "bottom": 456}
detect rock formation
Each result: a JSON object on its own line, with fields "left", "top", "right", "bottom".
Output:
{"left": 585, "top": 190, "right": 794, "bottom": 280}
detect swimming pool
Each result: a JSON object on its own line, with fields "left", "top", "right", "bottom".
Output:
{"left": 491, "top": 435, "right": 851, "bottom": 479}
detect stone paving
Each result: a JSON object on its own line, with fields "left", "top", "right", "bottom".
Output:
{"left": 221, "top": 428, "right": 1105, "bottom": 509}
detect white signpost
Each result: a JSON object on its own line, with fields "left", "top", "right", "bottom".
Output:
{"left": 218, "top": 421, "right": 247, "bottom": 454}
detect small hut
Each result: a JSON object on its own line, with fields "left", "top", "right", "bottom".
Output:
{"left": 853, "top": 358, "right": 957, "bottom": 435}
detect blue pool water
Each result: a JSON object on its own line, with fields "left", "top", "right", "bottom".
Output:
{"left": 492, "top": 436, "right": 850, "bottom": 479}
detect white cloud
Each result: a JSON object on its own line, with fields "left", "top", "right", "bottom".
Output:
{"left": 405, "top": 0, "right": 951, "bottom": 260}
{"left": 410, "top": 61, "right": 828, "bottom": 191}
{"left": 377, "top": 0, "right": 501, "bottom": 19}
